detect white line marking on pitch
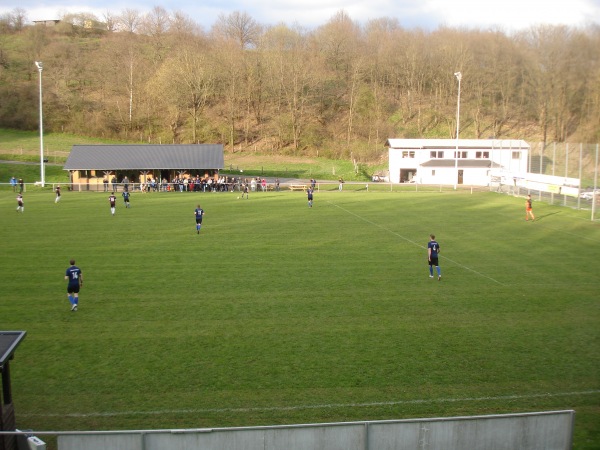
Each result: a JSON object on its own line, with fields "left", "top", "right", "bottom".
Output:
{"left": 21, "top": 390, "right": 600, "bottom": 418}
{"left": 327, "top": 200, "right": 505, "bottom": 285}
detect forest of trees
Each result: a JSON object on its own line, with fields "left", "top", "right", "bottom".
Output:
{"left": 0, "top": 7, "right": 599, "bottom": 161}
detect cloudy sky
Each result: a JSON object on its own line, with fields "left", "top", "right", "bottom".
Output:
{"left": 1, "top": 0, "right": 599, "bottom": 32}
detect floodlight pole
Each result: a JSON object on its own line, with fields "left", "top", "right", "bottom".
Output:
{"left": 35, "top": 61, "right": 45, "bottom": 188}
{"left": 454, "top": 71, "right": 462, "bottom": 190}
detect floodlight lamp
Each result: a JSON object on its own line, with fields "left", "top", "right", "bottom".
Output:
{"left": 35, "top": 61, "right": 43, "bottom": 71}
{"left": 454, "top": 71, "right": 462, "bottom": 80}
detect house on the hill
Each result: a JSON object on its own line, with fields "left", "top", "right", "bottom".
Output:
{"left": 387, "top": 139, "right": 530, "bottom": 186}
{"left": 63, "top": 144, "right": 224, "bottom": 190}
{"left": 33, "top": 20, "right": 60, "bottom": 27}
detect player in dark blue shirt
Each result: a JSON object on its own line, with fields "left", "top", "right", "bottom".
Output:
{"left": 194, "top": 205, "right": 204, "bottom": 234}
{"left": 307, "top": 187, "right": 314, "bottom": 207}
{"left": 427, "top": 234, "right": 441, "bottom": 281}
{"left": 65, "top": 259, "right": 83, "bottom": 311}
{"left": 122, "top": 190, "right": 131, "bottom": 208}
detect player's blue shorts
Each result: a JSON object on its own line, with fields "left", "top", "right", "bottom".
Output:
{"left": 428, "top": 256, "right": 439, "bottom": 266}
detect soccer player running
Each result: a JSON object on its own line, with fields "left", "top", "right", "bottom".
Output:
{"left": 122, "top": 190, "right": 131, "bottom": 208}
{"left": 428, "top": 234, "right": 441, "bottom": 281}
{"left": 55, "top": 185, "right": 61, "bottom": 203}
{"left": 65, "top": 259, "right": 83, "bottom": 311}
{"left": 307, "top": 187, "right": 314, "bottom": 207}
{"left": 16, "top": 193, "right": 24, "bottom": 212}
{"left": 109, "top": 192, "right": 117, "bottom": 215}
{"left": 194, "top": 204, "right": 204, "bottom": 234}
{"left": 525, "top": 194, "right": 535, "bottom": 221}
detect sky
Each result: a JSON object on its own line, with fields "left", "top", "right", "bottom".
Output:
{"left": 1, "top": 0, "right": 599, "bottom": 32}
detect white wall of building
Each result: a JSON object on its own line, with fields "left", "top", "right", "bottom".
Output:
{"left": 388, "top": 139, "right": 530, "bottom": 185}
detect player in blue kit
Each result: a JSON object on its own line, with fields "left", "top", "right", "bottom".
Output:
{"left": 194, "top": 204, "right": 204, "bottom": 234}
{"left": 65, "top": 259, "right": 83, "bottom": 311}
{"left": 122, "top": 190, "right": 131, "bottom": 208}
{"left": 427, "top": 234, "right": 441, "bottom": 281}
{"left": 307, "top": 187, "right": 314, "bottom": 207}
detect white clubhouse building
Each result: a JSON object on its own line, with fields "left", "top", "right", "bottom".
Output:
{"left": 387, "top": 139, "right": 530, "bottom": 186}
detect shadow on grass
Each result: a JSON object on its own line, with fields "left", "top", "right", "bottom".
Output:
{"left": 534, "top": 211, "right": 561, "bottom": 222}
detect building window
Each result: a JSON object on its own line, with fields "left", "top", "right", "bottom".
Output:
{"left": 432, "top": 170, "right": 436, "bottom": 176}
{"left": 78, "top": 170, "right": 92, "bottom": 178}
{"left": 512, "top": 151, "right": 521, "bottom": 159}
{"left": 475, "top": 151, "right": 489, "bottom": 158}
{"left": 430, "top": 151, "right": 444, "bottom": 158}
{"left": 402, "top": 151, "right": 415, "bottom": 158}
{"left": 453, "top": 151, "right": 468, "bottom": 158}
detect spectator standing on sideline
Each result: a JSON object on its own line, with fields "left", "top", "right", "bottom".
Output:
{"left": 10, "top": 176, "right": 17, "bottom": 192}
{"left": 18, "top": 178, "right": 24, "bottom": 193}
{"left": 307, "top": 187, "right": 314, "bottom": 208}
{"left": 111, "top": 176, "right": 117, "bottom": 192}
{"left": 109, "top": 192, "right": 117, "bottom": 215}
{"left": 122, "top": 190, "right": 131, "bottom": 208}
{"left": 338, "top": 177, "right": 344, "bottom": 191}
{"left": 261, "top": 178, "right": 267, "bottom": 192}
{"left": 65, "top": 259, "right": 83, "bottom": 311}
{"left": 103, "top": 176, "right": 109, "bottom": 192}
{"left": 194, "top": 204, "right": 204, "bottom": 234}
{"left": 275, "top": 178, "right": 280, "bottom": 191}
{"left": 428, "top": 234, "right": 441, "bottom": 281}
{"left": 55, "top": 185, "right": 61, "bottom": 203}
{"left": 16, "top": 193, "right": 24, "bottom": 212}
{"left": 525, "top": 194, "right": 535, "bottom": 221}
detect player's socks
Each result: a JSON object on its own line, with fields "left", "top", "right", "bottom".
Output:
{"left": 429, "top": 267, "right": 433, "bottom": 277}
{"left": 437, "top": 267, "right": 441, "bottom": 276}
{"left": 68, "top": 295, "right": 74, "bottom": 305}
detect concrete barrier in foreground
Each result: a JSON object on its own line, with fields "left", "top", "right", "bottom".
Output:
{"left": 56, "top": 410, "right": 574, "bottom": 450}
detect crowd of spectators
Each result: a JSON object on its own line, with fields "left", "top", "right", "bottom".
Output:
{"left": 97, "top": 174, "right": 285, "bottom": 193}
{"left": 132, "top": 175, "right": 277, "bottom": 193}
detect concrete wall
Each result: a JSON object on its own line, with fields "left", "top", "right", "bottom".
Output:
{"left": 58, "top": 410, "right": 574, "bottom": 450}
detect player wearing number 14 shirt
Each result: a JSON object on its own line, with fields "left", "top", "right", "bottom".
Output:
{"left": 194, "top": 205, "right": 204, "bottom": 234}
{"left": 427, "top": 234, "right": 441, "bottom": 281}
{"left": 65, "top": 259, "right": 83, "bottom": 311}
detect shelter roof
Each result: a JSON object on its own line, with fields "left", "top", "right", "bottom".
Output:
{"left": 386, "top": 139, "right": 529, "bottom": 150}
{"left": 64, "top": 144, "right": 224, "bottom": 170}
{"left": 0, "top": 331, "right": 26, "bottom": 369}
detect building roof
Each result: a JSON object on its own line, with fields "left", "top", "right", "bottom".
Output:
{"left": 64, "top": 144, "right": 224, "bottom": 170}
{"left": 420, "top": 159, "right": 502, "bottom": 168}
{"left": 386, "top": 138, "right": 529, "bottom": 150}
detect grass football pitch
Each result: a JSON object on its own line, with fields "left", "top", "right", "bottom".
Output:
{"left": 1, "top": 188, "right": 599, "bottom": 449}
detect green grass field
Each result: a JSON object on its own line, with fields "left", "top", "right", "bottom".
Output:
{"left": 1, "top": 187, "right": 599, "bottom": 449}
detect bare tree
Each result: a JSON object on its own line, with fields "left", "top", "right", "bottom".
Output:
{"left": 262, "top": 24, "right": 320, "bottom": 151}
{"left": 103, "top": 10, "right": 118, "bottom": 32}
{"left": 170, "top": 10, "right": 202, "bottom": 38}
{"left": 139, "top": 6, "right": 171, "bottom": 62}
{"left": 3, "top": 8, "right": 27, "bottom": 32}
{"left": 212, "top": 11, "right": 261, "bottom": 49}
{"left": 118, "top": 9, "right": 141, "bottom": 34}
